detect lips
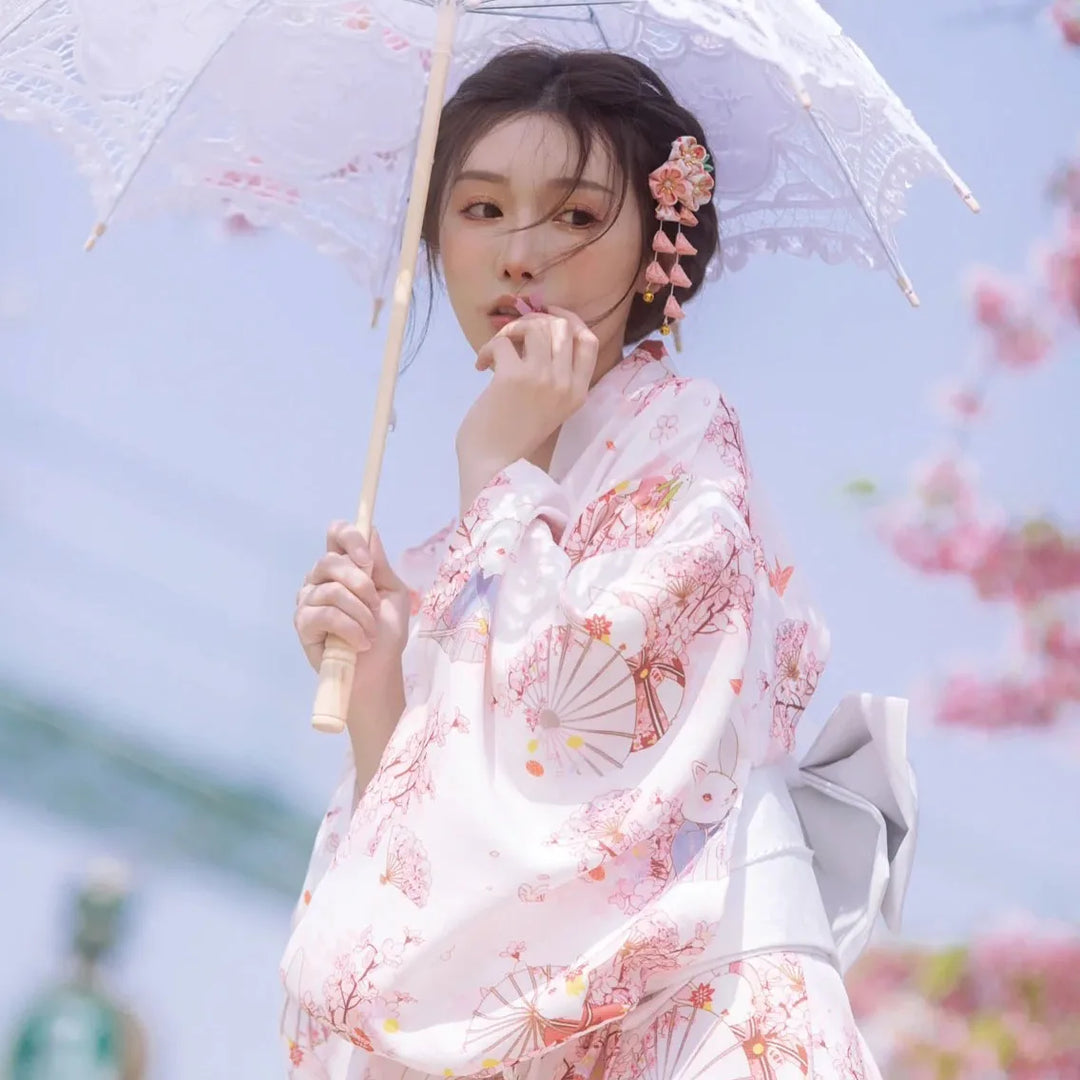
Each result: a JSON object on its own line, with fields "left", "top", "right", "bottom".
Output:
{"left": 487, "top": 293, "right": 542, "bottom": 317}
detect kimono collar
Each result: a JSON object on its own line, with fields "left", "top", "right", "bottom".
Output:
{"left": 548, "top": 338, "right": 675, "bottom": 483}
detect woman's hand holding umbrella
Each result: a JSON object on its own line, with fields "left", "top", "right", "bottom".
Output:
{"left": 295, "top": 522, "right": 411, "bottom": 783}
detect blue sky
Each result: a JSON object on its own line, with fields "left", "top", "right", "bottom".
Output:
{"left": 1, "top": 3, "right": 1078, "bottom": 1077}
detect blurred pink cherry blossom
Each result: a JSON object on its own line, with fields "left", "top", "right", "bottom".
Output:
{"left": 936, "top": 671, "right": 1059, "bottom": 729}
{"left": 877, "top": 456, "right": 1002, "bottom": 576}
{"left": 1051, "top": 0, "right": 1080, "bottom": 45}
{"left": 848, "top": 925, "right": 1080, "bottom": 1078}
{"left": 1045, "top": 218, "right": 1080, "bottom": 322}
{"left": 968, "top": 268, "right": 1054, "bottom": 369}
{"left": 970, "top": 520, "right": 1080, "bottom": 603}
{"left": 934, "top": 380, "right": 985, "bottom": 422}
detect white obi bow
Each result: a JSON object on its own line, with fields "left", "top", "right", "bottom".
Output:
{"left": 785, "top": 693, "right": 919, "bottom": 971}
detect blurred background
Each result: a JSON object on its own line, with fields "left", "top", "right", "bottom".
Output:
{"left": 1, "top": 0, "right": 1077, "bottom": 1076}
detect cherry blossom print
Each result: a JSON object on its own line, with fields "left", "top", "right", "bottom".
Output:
{"left": 353, "top": 699, "right": 470, "bottom": 855}
{"left": 378, "top": 826, "right": 431, "bottom": 908}
{"left": 300, "top": 926, "right": 421, "bottom": 1041}
{"left": 564, "top": 475, "right": 685, "bottom": 566}
{"left": 651, "top": 415, "right": 679, "bottom": 442}
{"left": 421, "top": 492, "right": 522, "bottom": 627}
{"left": 770, "top": 620, "right": 826, "bottom": 752}
{"left": 544, "top": 788, "right": 645, "bottom": 875}
{"left": 503, "top": 625, "right": 639, "bottom": 779}
{"left": 630, "top": 373, "right": 695, "bottom": 418}
{"left": 619, "top": 532, "right": 753, "bottom": 749}
{"left": 588, "top": 914, "right": 718, "bottom": 1015}
{"left": 207, "top": 156, "right": 301, "bottom": 207}
{"left": 605, "top": 794, "right": 686, "bottom": 913}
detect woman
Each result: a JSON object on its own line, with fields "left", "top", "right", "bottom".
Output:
{"left": 281, "top": 46, "right": 913, "bottom": 1080}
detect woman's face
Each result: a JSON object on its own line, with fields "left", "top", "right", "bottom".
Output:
{"left": 437, "top": 113, "right": 645, "bottom": 365}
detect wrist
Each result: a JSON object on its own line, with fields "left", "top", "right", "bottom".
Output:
{"left": 346, "top": 654, "right": 405, "bottom": 729}
{"left": 457, "top": 455, "right": 510, "bottom": 516}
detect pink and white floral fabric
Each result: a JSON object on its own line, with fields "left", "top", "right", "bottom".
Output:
{"left": 280, "top": 341, "right": 883, "bottom": 1079}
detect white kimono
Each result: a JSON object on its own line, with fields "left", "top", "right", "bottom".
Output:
{"left": 280, "top": 340, "right": 918, "bottom": 1080}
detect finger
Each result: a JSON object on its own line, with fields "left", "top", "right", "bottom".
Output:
{"left": 304, "top": 580, "right": 378, "bottom": 641}
{"left": 520, "top": 316, "right": 552, "bottom": 374}
{"left": 548, "top": 316, "right": 573, "bottom": 392}
{"left": 541, "top": 304, "right": 590, "bottom": 337}
{"left": 326, "top": 521, "right": 374, "bottom": 575}
{"left": 325, "top": 519, "right": 349, "bottom": 554}
{"left": 308, "top": 553, "right": 380, "bottom": 610}
{"left": 296, "top": 606, "right": 372, "bottom": 653}
{"left": 476, "top": 311, "right": 552, "bottom": 371}
{"left": 477, "top": 329, "right": 525, "bottom": 372}
{"left": 572, "top": 324, "right": 600, "bottom": 397}
{"left": 368, "top": 527, "right": 405, "bottom": 593}
{"left": 482, "top": 336, "right": 523, "bottom": 376}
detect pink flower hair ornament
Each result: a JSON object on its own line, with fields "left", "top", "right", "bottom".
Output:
{"left": 644, "top": 135, "right": 715, "bottom": 336}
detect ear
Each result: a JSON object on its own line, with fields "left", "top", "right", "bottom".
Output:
{"left": 691, "top": 760, "right": 708, "bottom": 783}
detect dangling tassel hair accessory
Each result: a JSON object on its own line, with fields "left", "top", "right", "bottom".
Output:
{"left": 644, "top": 136, "right": 715, "bottom": 336}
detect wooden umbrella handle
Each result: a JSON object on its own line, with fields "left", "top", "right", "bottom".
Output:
{"left": 311, "top": 0, "right": 460, "bottom": 735}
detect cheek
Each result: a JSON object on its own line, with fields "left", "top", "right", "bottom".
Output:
{"left": 578, "top": 218, "right": 643, "bottom": 294}
{"left": 438, "top": 221, "right": 481, "bottom": 297}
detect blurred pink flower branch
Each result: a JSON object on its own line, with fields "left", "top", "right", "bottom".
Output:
{"left": 848, "top": 14, "right": 1078, "bottom": 734}
{"left": 847, "top": 924, "right": 1080, "bottom": 1078}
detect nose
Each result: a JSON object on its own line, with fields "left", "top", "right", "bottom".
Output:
{"left": 497, "top": 222, "right": 542, "bottom": 287}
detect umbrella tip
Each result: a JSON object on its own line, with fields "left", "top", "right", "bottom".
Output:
{"left": 898, "top": 276, "right": 921, "bottom": 308}
{"left": 799, "top": 88, "right": 813, "bottom": 109}
{"left": 959, "top": 188, "right": 981, "bottom": 214}
{"left": 84, "top": 222, "right": 107, "bottom": 252}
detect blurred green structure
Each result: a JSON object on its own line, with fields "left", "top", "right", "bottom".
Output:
{"left": 6, "top": 861, "right": 145, "bottom": 1080}
{"left": 0, "top": 680, "right": 321, "bottom": 1076}
{"left": 0, "top": 682, "right": 316, "bottom": 897}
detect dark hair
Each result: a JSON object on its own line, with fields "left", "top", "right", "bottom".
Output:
{"left": 420, "top": 46, "right": 719, "bottom": 345}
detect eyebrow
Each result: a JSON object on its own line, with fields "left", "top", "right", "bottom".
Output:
{"left": 453, "top": 169, "right": 615, "bottom": 196}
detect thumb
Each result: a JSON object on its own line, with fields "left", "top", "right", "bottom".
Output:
{"left": 368, "top": 527, "right": 407, "bottom": 595}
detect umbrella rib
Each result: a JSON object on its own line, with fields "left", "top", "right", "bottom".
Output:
{"left": 85, "top": 0, "right": 265, "bottom": 245}
{"left": 800, "top": 102, "right": 920, "bottom": 305}
{"left": 0, "top": 0, "right": 50, "bottom": 44}
{"left": 468, "top": 8, "right": 614, "bottom": 22}
{"left": 473, "top": 0, "right": 635, "bottom": 9}
{"left": 587, "top": 4, "right": 613, "bottom": 49}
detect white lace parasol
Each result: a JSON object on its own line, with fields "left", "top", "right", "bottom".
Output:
{"left": 0, "top": 0, "right": 977, "bottom": 735}
{"left": 0, "top": 0, "right": 975, "bottom": 307}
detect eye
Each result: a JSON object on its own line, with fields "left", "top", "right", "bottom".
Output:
{"left": 557, "top": 206, "right": 600, "bottom": 228}
{"left": 461, "top": 200, "right": 502, "bottom": 220}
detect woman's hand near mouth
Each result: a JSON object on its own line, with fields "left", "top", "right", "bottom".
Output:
{"left": 457, "top": 304, "right": 598, "bottom": 512}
